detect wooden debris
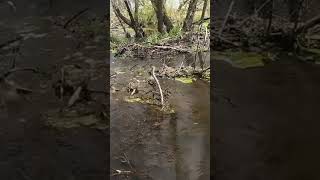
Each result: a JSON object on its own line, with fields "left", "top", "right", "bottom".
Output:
{"left": 68, "top": 86, "right": 82, "bottom": 107}
{"left": 151, "top": 66, "right": 164, "bottom": 108}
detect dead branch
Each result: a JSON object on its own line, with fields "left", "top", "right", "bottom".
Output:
{"left": 151, "top": 66, "right": 164, "bottom": 108}
{"left": 238, "top": 0, "right": 272, "bottom": 27}
{"left": 60, "top": 67, "right": 64, "bottom": 100}
{"left": 218, "top": 0, "right": 234, "bottom": 38}
{"left": 296, "top": 14, "right": 320, "bottom": 34}
{"left": 111, "top": 169, "right": 133, "bottom": 176}
{"left": 63, "top": 8, "right": 89, "bottom": 29}
{"left": 153, "top": 45, "right": 191, "bottom": 53}
{"left": 68, "top": 86, "right": 82, "bottom": 107}
{"left": 0, "top": 36, "right": 23, "bottom": 49}
{"left": 3, "top": 67, "right": 39, "bottom": 78}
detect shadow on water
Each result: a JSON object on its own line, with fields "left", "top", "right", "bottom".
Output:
{"left": 0, "top": 1, "right": 108, "bottom": 179}
{"left": 110, "top": 53, "right": 210, "bottom": 180}
{"left": 214, "top": 56, "right": 320, "bottom": 180}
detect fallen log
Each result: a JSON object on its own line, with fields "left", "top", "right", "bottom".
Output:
{"left": 153, "top": 45, "right": 191, "bottom": 53}
{"left": 296, "top": 14, "right": 320, "bottom": 34}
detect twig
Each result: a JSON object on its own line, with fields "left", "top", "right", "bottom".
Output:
{"left": 60, "top": 67, "right": 64, "bottom": 100}
{"left": 63, "top": 8, "right": 90, "bottom": 29}
{"left": 218, "top": 0, "right": 234, "bottom": 38}
{"left": 3, "top": 67, "right": 39, "bottom": 78}
{"left": 152, "top": 45, "right": 191, "bottom": 53}
{"left": 0, "top": 36, "right": 23, "bottom": 49}
{"left": 238, "top": 0, "right": 272, "bottom": 27}
{"left": 151, "top": 66, "right": 164, "bottom": 109}
{"left": 68, "top": 86, "right": 82, "bottom": 107}
{"left": 111, "top": 169, "right": 133, "bottom": 176}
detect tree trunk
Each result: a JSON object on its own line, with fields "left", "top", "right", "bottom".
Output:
{"left": 182, "top": 0, "right": 198, "bottom": 32}
{"left": 123, "top": 0, "right": 144, "bottom": 38}
{"left": 134, "top": 0, "right": 139, "bottom": 22}
{"left": 200, "top": 0, "right": 208, "bottom": 23}
{"left": 112, "top": 1, "right": 144, "bottom": 38}
{"left": 151, "top": 0, "right": 165, "bottom": 33}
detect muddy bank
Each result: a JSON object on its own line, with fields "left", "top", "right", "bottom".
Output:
{"left": 0, "top": 2, "right": 108, "bottom": 179}
{"left": 214, "top": 57, "right": 320, "bottom": 179}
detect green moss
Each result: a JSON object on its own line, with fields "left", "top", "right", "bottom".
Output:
{"left": 175, "top": 77, "right": 195, "bottom": 84}
{"left": 213, "top": 51, "right": 265, "bottom": 69}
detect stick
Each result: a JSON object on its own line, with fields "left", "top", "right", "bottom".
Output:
{"left": 218, "top": 0, "right": 234, "bottom": 38}
{"left": 111, "top": 170, "right": 133, "bottom": 176}
{"left": 0, "top": 36, "right": 23, "bottom": 49}
{"left": 60, "top": 67, "right": 64, "bottom": 100}
{"left": 151, "top": 66, "right": 164, "bottom": 108}
{"left": 3, "top": 67, "right": 39, "bottom": 78}
{"left": 296, "top": 13, "right": 320, "bottom": 34}
{"left": 238, "top": 0, "right": 272, "bottom": 27}
{"left": 63, "top": 8, "right": 89, "bottom": 29}
{"left": 68, "top": 86, "right": 82, "bottom": 107}
{"left": 152, "top": 45, "right": 191, "bottom": 53}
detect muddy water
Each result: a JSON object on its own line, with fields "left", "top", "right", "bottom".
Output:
{"left": 0, "top": 1, "right": 108, "bottom": 179}
{"left": 214, "top": 56, "right": 320, "bottom": 180}
{"left": 110, "top": 54, "right": 210, "bottom": 180}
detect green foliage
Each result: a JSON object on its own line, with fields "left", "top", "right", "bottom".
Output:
{"left": 139, "top": 2, "right": 157, "bottom": 28}
{"left": 168, "top": 25, "right": 182, "bottom": 38}
{"left": 145, "top": 32, "right": 163, "bottom": 44}
{"left": 79, "top": 20, "right": 104, "bottom": 36}
{"left": 110, "top": 34, "right": 129, "bottom": 51}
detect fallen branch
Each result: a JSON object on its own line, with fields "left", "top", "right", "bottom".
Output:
{"left": 68, "top": 86, "right": 82, "bottom": 107}
{"left": 60, "top": 67, "right": 64, "bottom": 100}
{"left": 218, "top": 0, "right": 234, "bottom": 38}
{"left": 3, "top": 67, "right": 39, "bottom": 78}
{"left": 4, "top": 79, "right": 33, "bottom": 94}
{"left": 296, "top": 14, "right": 320, "bottom": 34}
{"left": 153, "top": 45, "right": 191, "bottom": 53}
{"left": 238, "top": 0, "right": 272, "bottom": 27}
{"left": 151, "top": 66, "right": 164, "bottom": 108}
{"left": 111, "top": 169, "right": 133, "bottom": 176}
{"left": 63, "top": 8, "right": 90, "bottom": 29}
{"left": 0, "top": 36, "right": 23, "bottom": 49}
